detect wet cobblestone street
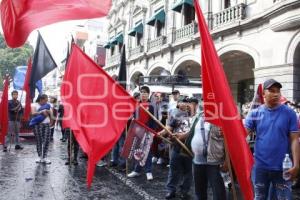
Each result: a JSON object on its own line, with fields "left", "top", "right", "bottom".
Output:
{"left": 0, "top": 132, "right": 140, "bottom": 200}
{"left": 1, "top": 130, "right": 300, "bottom": 200}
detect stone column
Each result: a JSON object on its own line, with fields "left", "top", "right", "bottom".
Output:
{"left": 167, "top": 0, "right": 176, "bottom": 44}
{"left": 199, "top": 0, "right": 213, "bottom": 29}
{"left": 145, "top": 2, "right": 152, "bottom": 51}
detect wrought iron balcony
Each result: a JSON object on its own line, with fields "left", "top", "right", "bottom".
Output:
{"left": 213, "top": 3, "right": 246, "bottom": 29}
{"left": 148, "top": 36, "right": 166, "bottom": 51}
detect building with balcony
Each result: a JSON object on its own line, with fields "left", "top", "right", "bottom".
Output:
{"left": 104, "top": 0, "right": 300, "bottom": 104}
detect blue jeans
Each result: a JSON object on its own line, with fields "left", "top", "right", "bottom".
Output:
{"left": 193, "top": 164, "right": 226, "bottom": 200}
{"left": 112, "top": 133, "right": 125, "bottom": 166}
{"left": 4, "top": 121, "right": 21, "bottom": 147}
{"left": 253, "top": 167, "right": 292, "bottom": 200}
{"left": 166, "top": 149, "right": 193, "bottom": 194}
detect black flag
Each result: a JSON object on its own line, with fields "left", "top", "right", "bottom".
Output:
{"left": 118, "top": 45, "right": 127, "bottom": 89}
{"left": 30, "top": 32, "right": 57, "bottom": 98}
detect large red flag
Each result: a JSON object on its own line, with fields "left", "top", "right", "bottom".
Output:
{"left": 0, "top": 78, "right": 9, "bottom": 144}
{"left": 193, "top": 0, "right": 254, "bottom": 199}
{"left": 23, "top": 58, "right": 32, "bottom": 121}
{"left": 1, "top": 0, "right": 112, "bottom": 48}
{"left": 61, "top": 44, "right": 137, "bottom": 187}
{"left": 249, "top": 84, "right": 264, "bottom": 111}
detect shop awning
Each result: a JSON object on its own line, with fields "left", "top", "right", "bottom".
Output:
{"left": 128, "top": 22, "right": 144, "bottom": 37}
{"left": 171, "top": 0, "right": 193, "bottom": 13}
{"left": 146, "top": 9, "right": 165, "bottom": 26}
{"left": 111, "top": 33, "right": 124, "bottom": 45}
{"left": 104, "top": 42, "right": 111, "bottom": 49}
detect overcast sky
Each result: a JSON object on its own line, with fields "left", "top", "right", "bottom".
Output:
{"left": 28, "top": 20, "right": 86, "bottom": 65}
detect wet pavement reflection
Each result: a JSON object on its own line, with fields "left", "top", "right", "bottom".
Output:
{"left": 1, "top": 130, "right": 300, "bottom": 200}
{"left": 0, "top": 132, "right": 139, "bottom": 200}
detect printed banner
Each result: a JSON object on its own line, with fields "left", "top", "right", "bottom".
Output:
{"left": 121, "top": 120, "right": 155, "bottom": 166}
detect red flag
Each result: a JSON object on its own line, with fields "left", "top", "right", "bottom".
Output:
{"left": 193, "top": 1, "right": 254, "bottom": 199}
{"left": 249, "top": 84, "right": 264, "bottom": 110}
{"left": 1, "top": 0, "right": 112, "bottom": 48}
{"left": 0, "top": 78, "right": 9, "bottom": 144}
{"left": 23, "top": 58, "right": 32, "bottom": 121}
{"left": 61, "top": 44, "right": 136, "bottom": 187}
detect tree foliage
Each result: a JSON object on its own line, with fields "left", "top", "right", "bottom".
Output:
{"left": 0, "top": 34, "right": 33, "bottom": 89}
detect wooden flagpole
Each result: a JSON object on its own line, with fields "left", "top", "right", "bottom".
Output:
{"left": 139, "top": 105, "right": 193, "bottom": 157}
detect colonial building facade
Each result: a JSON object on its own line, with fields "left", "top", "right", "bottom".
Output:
{"left": 104, "top": 0, "right": 300, "bottom": 104}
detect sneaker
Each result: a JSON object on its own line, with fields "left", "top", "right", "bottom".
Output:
{"left": 15, "top": 145, "right": 23, "bottom": 150}
{"left": 157, "top": 158, "right": 164, "bottom": 165}
{"left": 42, "top": 158, "right": 51, "bottom": 164}
{"left": 146, "top": 173, "right": 153, "bottom": 181}
{"left": 65, "top": 161, "right": 70, "bottom": 165}
{"left": 292, "top": 180, "right": 300, "bottom": 189}
{"left": 72, "top": 160, "right": 78, "bottom": 166}
{"left": 35, "top": 158, "right": 42, "bottom": 163}
{"left": 152, "top": 157, "right": 158, "bottom": 163}
{"left": 3, "top": 147, "right": 7, "bottom": 152}
{"left": 127, "top": 171, "right": 141, "bottom": 178}
{"left": 165, "top": 192, "right": 176, "bottom": 199}
{"left": 96, "top": 160, "right": 107, "bottom": 167}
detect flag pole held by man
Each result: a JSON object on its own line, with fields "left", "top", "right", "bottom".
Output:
{"left": 193, "top": 0, "right": 254, "bottom": 199}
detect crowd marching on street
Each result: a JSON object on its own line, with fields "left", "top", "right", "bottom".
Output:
{"left": 0, "top": 1, "right": 300, "bottom": 199}
{"left": 1, "top": 79, "right": 300, "bottom": 200}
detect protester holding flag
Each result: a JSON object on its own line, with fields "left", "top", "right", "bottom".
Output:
{"left": 3, "top": 90, "right": 24, "bottom": 152}
{"left": 185, "top": 99, "right": 227, "bottom": 200}
{"left": 245, "top": 79, "right": 300, "bottom": 199}
{"left": 128, "top": 85, "right": 155, "bottom": 181}
{"left": 31, "top": 94, "right": 53, "bottom": 164}
{"left": 158, "top": 97, "right": 192, "bottom": 199}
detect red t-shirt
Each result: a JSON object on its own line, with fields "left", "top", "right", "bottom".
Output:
{"left": 138, "top": 101, "right": 150, "bottom": 124}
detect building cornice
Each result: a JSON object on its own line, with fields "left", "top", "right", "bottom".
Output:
{"left": 253, "top": 63, "right": 293, "bottom": 72}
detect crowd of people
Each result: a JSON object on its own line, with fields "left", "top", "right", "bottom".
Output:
{"left": 2, "top": 79, "right": 300, "bottom": 200}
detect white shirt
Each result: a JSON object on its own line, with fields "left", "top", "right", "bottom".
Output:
{"left": 191, "top": 117, "right": 211, "bottom": 164}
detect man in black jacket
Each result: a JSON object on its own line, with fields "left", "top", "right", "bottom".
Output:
{"left": 3, "top": 90, "right": 23, "bottom": 152}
